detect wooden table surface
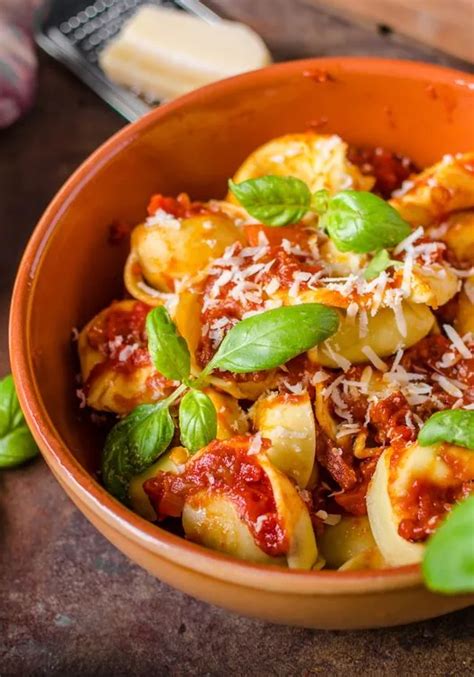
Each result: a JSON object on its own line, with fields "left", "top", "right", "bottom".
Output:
{"left": 1, "top": 1, "right": 473, "bottom": 674}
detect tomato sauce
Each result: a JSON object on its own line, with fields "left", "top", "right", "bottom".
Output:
{"left": 85, "top": 301, "right": 175, "bottom": 397}
{"left": 402, "top": 335, "right": 474, "bottom": 410}
{"left": 147, "top": 192, "right": 209, "bottom": 218}
{"left": 144, "top": 436, "right": 289, "bottom": 557}
{"left": 370, "top": 392, "right": 416, "bottom": 449}
{"left": 348, "top": 146, "right": 418, "bottom": 199}
{"left": 334, "top": 457, "right": 378, "bottom": 516}
{"left": 398, "top": 479, "right": 471, "bottom": 542}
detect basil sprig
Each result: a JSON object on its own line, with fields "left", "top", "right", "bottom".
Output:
{"left": 228, "top": 176, "right": 311, "bottom": 226}
{"left": 102, "top": 402, "right": 175, "bottom": 502}
{"left": 423, "top": 496, "right": 474, "bottom": 594}
{"left": 0, "top": 374, "right": 39, "bottom": 469}
{"left": 229, "top": 175, "right": 411, "bottom": 254}
{"left": 319, "top": 190, "right": 411, "bottom": 253}
{"left": 146, "top": 306, "right": 191, "bottom": 382}
{"left": 418, "top": 410, "right": 474, "bottom": 450}
{"left": 179, "top": 389, "right": 217, "bottom": 453}
{"left": 363, "top": 249, "right": 401, "bottom": 281}
{"left": 207, "top": 304, "right": 339, "bottom": 373}
{"left": 102, "top": 303, "right": 338, "bottom": 501}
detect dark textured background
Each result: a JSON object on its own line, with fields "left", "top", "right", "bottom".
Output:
{"left": 1, "top": 1, "right": 473, "bottom": 674}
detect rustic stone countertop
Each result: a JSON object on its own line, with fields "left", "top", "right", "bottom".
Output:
{"left": 0, "top": 1, "right": 473, "bottom": 674}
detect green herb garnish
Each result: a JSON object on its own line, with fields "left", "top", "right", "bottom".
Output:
{"left": 363, "top": 249, "right": 400, "bottom": 281}
{"left": 0, "top": 374, "right": 39, "bottom": 469}
{"left": 102, "top": 304, "right": 339, "bottom": 500}
{"left": 206, "top": 303, "right": 339, "bottom": 374}
{"left": 228, "top": 175, "right": 411, "bottom": 254}
{"left": 228, "top": 176, "right": 312, "bottom": 226}
{"left": 179, "top": 389, "right": 217, "bottom": 453}
{"left": 423, "top": 496, "right": 474, "bottom": 594}
{"left": 319, "top": 190, "right": 411, "bottom": 253}
{"left": 418, "top": 410, "right": 474, "bottom": 450}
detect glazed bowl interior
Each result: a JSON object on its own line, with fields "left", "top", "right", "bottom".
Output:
{"left": 11, "top": 58, "right": 474, "bottom": 599}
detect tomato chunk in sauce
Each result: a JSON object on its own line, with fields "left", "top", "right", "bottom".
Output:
{"left": 144, "top": 436, "right": 289, "bottom": 557}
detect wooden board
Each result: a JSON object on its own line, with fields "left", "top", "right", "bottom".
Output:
{"left": 304, "top": 0, "right": 474, "bottom": 64}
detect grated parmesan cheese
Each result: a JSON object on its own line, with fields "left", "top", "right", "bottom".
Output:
{"left": 394, "top": 226, "right": 424, "bottom": 255}
{"left": 361, "top": 346, "right": 388, "bottom": 372}
{"left": 248, "top": 433, "right": 262, "bottom": 455}
{"left": 443, "top": 324, "right": 473, "bottom": 359}
{"left": 432, "top": 374, "right": 464, "bottom": 398}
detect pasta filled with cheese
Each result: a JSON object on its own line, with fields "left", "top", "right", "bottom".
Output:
{"left": 144, "top": 436, "right": 318, "bottom": 569}
{"left": 78, "top": 300, "right": 176, "bottom": 414}
{"left": 367, "top": 443, "right": 474, "bottom": 566}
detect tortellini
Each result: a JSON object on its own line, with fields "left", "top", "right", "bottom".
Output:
{"left": 144, "top": 436, "right": 318, "bottom": 569}
{"left": 436, "top": 210, "right": 474, "bottom": 265}
{"left": 125, "top": 211, "right": 244, "bottom": 299}
{"left": 456, "top": 276, "right": 474, "bottom": 335}
{"left": 228, "top": 133, "right": 374, "bottom": 195}
{"left": 309, "top": 303, "right": 435, "bottom": 367}
{"left": 78, "top": 300, "right": 175, "bottom": 414}
{"left": 251, "top": 391, "right": 316, "bottom": 488}
{"left": 408, "top": 265, "right": 460, "bottom": 309}
{"left": 367, "top": 443, "right": 474, "bottom": 566}
{"left": 317, "top": 516, "right": 385, "bottom": 571}
{"left": 390, "top": 152, "right": 474, "bottom": 227}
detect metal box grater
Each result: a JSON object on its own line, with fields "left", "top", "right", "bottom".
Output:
{"left": 34, "top": 0, "right": 221, "bottom": 121}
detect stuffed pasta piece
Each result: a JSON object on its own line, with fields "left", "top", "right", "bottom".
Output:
{"left": 78, "top": 300, "right": 177, "bottom": 414}
{"left": 142, "top": 435, "right": 318, "bottom": 569}
{"left": 367, "top": 442, "right": 474, "bottom": 566}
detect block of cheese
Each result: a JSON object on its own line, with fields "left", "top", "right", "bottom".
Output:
{"left": 99, "top": 5, "right": 271, "bottom": 101}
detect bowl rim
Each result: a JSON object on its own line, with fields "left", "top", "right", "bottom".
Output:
{"left": 10, "top": 56, "right": 474, "bottom": 596}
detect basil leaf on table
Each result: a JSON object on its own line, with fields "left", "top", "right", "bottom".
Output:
{"left": 0, "top": 374, "right": 39, "bottom": 468}
{"left": 146, "top": 306, "right": 190, "bottom": 382}
{"left": 423, "top": 496, "right": 474, "bottom": 594}
{"left": 102, "top": 403, "right": 174, "bottom": 502}
{"left": 179, "top": 389, "right": 217, "bottom": 453}
{"left": 228, "top": 176, "right": 312, "bottom": 226}
{"left": 418, "top": 410, "right": 474, "bottom": 450}
{"left": 207, "top": 304, "right": 339, "bottom": 373}
{"left": 363, "top": 249, "right": 400, "bottom": 281}
{"left": 319, "top": 190, "right": 411, "bottom": 253}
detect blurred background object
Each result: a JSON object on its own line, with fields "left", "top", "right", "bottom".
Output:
{"left": 304, "top": 0, "right": 474, "bottom": 64}
{"left": 0, "top": 0, "right": 42, "bottom": 128}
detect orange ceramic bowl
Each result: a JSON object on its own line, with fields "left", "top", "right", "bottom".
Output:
{"left": 10, "top": 58, "right": 474, "bottom": 629}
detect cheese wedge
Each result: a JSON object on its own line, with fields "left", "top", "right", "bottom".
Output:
{"left": 99, "top": 5, "right": 271, "bottom": 101}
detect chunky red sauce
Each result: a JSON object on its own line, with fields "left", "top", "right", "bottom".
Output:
{"left": 314, "top": 430, "right": 379, "bottom": 517}
{"left": 85, "top": 301, "right": 175, "bottom": 398}
{"left": 144, "top": 436, "right": 289, "bottom": 557}
{"left": 348, "top": 146, "right": 418, "bottom": 199}
{"left": 398, "top": 479, "right": 471, "bottom": 542}
{"left": 402, "top": 335, "right": 474, "bottom": 411}
{"left": 147, "top": 192, "right": 209, "bottom": 218}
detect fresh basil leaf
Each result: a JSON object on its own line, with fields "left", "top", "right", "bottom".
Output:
{"left": 311, "top": 189, "right": 330, "bottom": 214}
{"left": 320, "top": 190, "right": 411, "bottom": 253}
{"left": 146, "top": 306, "right": 190, "bottom": 382}
{"left": 179, "top": 389, "right": 217, "bottom": 453}
{"left": 418, "top": 410, "right": 474, "bottom": 450}
{"left": 228, "top": 176, "right": 312, "bottom": 226}
{"left": 423, "top": 496, "right": 474, "bottom": 594}
{"left": 363, "top": 249, "right": 400, "bottom": 280}
{"left": 0, "top": 374, "right": 39, "bottom": 468}
{"left": 102, "top": 403, "right": 174, "bottom": 502}
{"left": 208, "top": 304, "right": 339, "bottom": 373}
